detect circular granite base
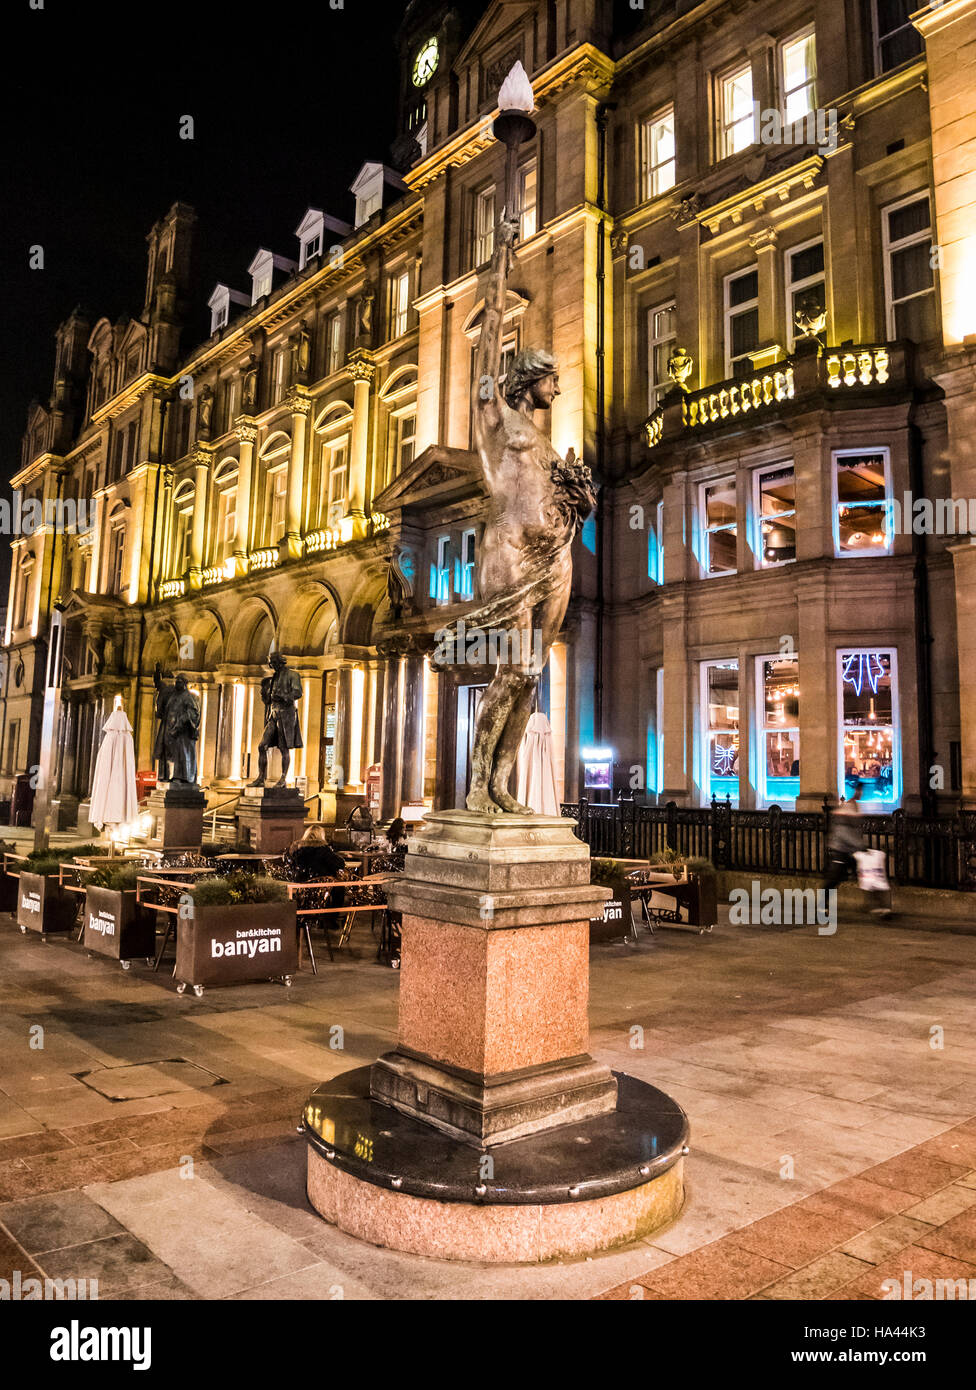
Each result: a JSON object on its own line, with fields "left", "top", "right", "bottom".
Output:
{"left": 303, "top": 1067, "right": 687, "bottom": 1263}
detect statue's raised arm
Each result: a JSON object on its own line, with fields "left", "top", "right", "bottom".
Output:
{"left": 472, "top": 212, "right": 519, "bottom": 451}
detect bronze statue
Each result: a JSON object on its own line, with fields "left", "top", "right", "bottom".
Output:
{"left": 464, "top": 213, "right": 595, "bottom": 815}
{"left": 152, "top": 664, "right": 201, "bottom": 784}
{"left": 250, "top": 652, "right": 303, "bottom": 788}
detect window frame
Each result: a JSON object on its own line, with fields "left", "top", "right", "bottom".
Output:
{"left": 389, "top": 268, "right": 410, "bottom": 340}
{"left": 700, "top": 658, "right": 741, "bottom": 807}
{"left": 872, "top": 0, "right": 924, "bottom": 76}
{"left": 831, "top": 446, "right": 893, "bottom": 559}
{"left": 432, "top": 533, "right": 451, "bottom": 606}
{"left": 647, "top": 299, "right": 678, "bottom": 413}
{"left": 752, "top": 461, "right": 798, "bottom": 570}
{"left": 881, "top": 191, "right": 936, "bottom": 343}
{"left": 836, "top": 645, "right": 901, "bottom": 809}
{"left": 515, "top": 158, "right": 538, "bottom": 243}
{"left": 393, "top": 407, "right": 417, "bottom": 476}
{"left": 109, "top": 525, "right": 127, "bottom": 596}
{"left": 639, "top": 105, "right": 676, "bottom": 202}
{"left": 326, "top": 438, "right": 349, "bottom": 529}
{"left": 755, "top": 654, "right": 801, "bottom": 809}
{"left": 784, "top": 236, "right": 826, "bottom": 353}
{"left": 723, "top": 265, "right": 761, "bottom": 378}
{"left": 472, "top": 184, "right": 496, "bottom": 268}
{"left": 779, "top": 26, "right": 818, "bottom": 129}
{"left": 717, "top": 61, "right": 755, "bottom": 161}
{"left": 700, "top": 475, "right": 739, "bottom": 578}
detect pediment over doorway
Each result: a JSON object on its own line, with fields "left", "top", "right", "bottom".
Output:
{"left": 373, "top": 444, "right": 484, "bottom": 515}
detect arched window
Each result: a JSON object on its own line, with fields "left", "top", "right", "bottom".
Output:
{"left": 312, "top": 403, "right": 353, "bottom": 532}
{"left": 172, "top": 481, "right": 195, "bottom": 574}
{"left": 212, "top": 460, "right": 239, "bottom": 563}
{"left": 258, "top": 433, "right": 291, "bottom": 547}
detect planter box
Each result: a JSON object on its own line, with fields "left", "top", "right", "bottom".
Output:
{"left": 174, "top": 901, "right": 298, "bottom": 994}
{"left": 83, "top": 885, "right": 156, "bottom": 968}
{"left": 16, "top": 871, "right": 77, "bottom": 937}
{"left": 589, "top": 876, "right": 639, "bottom": 943}
{"left": 0, "top": 866, "right": 17, "bottom": 914}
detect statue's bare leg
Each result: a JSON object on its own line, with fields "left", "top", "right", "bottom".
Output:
{"left": 275, "top": 747, "right": 290, "bottom": 790}
{"left": 489, "top": 675, "right": 536, "bottom": 813}
{"left": 249, "top": 739, "right": 269, "bottom": 787}
{"left": 466, "top": 670, "right": 519, "bottom": 814}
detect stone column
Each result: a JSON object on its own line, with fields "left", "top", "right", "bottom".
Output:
{"left": 660, "top": 589, "right": 693, "bottom": 805}
{"left": 233, "top": 419, "right": 257, "bottom": 575}
{"left": 749, "top": 226, "right": 782, "bottom": 365}
{"left": 202, "top": 681, "right": 219, "bottom": 783}
{"left": 189, "top": 445, "right": 212, "bottom": 589}
{"left": 284, "top": 387, "right": 310, "bottom": 560}
{"left": 380, "top": 653, "right": 402, "bottom": 821}
{"left": 333, "top": 664, "right": 354, "bottom": 790}
{"left": 303, "top": 671, "right": 324, "bottom": 796}
{"left": 346, "top": 352, "right": 375, "bottom": 538}
{"left": 399, "top": 652, "right": 426, "bottom": 806}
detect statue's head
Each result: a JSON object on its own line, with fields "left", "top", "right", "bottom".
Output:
{"left": 174, "top": 675, "right": 188, "bottom": 692}
{"left": 503, "top": 348, "right": 560, "bottom": 411}
{"left": 269, "top": 652, "right": 286, "bottom": 670}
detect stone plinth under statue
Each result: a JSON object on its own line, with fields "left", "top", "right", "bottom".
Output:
{"left": 236, "top": 785, "right": 307, "bottom": 853}
{"left": 147, "top": 783, "right": 205, "bottom": 850}
{"left": 303, "top": 812, "right": 688, "bottom": 1262}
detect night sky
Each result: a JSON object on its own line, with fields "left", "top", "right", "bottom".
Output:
{"left": 1, "top": 0, "right": 413, "bottom": 585}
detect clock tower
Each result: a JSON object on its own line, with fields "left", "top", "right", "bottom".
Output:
{"left": 391, "top": 0, "right": 481, "bottom": 171}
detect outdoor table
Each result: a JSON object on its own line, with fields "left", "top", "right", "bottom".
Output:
{"left": 286, "top": 871, "right": 395, "bottom": 972}
{"left": 215, "top": 853, "right": 284, "bottom": 866}
{"left": 628, "top": 873, "right": 709, "bottom": 936}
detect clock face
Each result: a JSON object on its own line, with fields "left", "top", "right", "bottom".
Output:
{"left": 412, "top": 36, "right": 439, "bottom": 87}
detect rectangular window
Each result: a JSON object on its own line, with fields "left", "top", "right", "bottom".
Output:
{"left": 838, "top": 648, "right": 900, "bottom": 806}
{"left": 174, "top": 509, "right": 192, "bottom": 573}
{"left": 833, "top": 448, "right": 892, "bottom": 557}
{"left": 718, "top": 63, "right": 754, "bottom": 160}
{"left": 112, "top": 431, "right": 124, "bottom": 483}
{"left": 273, "top": 348, "right": 288, "bottom": 401}
{"left": 213, "top": 302, "right": 228, "bottom": 332}
{"left": 432, "top": 534, "right": 451, "bottom": 605}
{"left": 6, "top": 720, "right": 20, "bottom": 774}
{"left": 516, "top": 159, "right": 537, "bottom": 242}
{"left": 757, "top": 656, "right": 800, "bottom": 807}
{"left": 110, "top": 527, "right": 126, "bottom": 595}
{"left": 781, "top": 29, "right": 817, "bottom": 126}
{"left": 701, "top": 477, "right": 737, "bottom": 575}
{"left": 327, "top": 442, "right": 349, "bottom": 528}
{"left": 701, "top": 660, "right": 740, "bottom": 805}
{"left": 395, "top": 410, "right": 417, "bottom": 474}
{"left": 724, "top": 267, "right": 760, "bottom": 378}
{"left": 786, "top": 239, "right": 826, "bottom": 352}
{"left": 269, "top": 468, "right": 287, "bottom": 542}
{"left": 754, "top": 463, "right": 797, "bottom": 567}
{"left": 216, "top": 488, "right": 237, "bottom": 561}
{"left": 874, "top": 0, "right": 924, "bottom": 74}
{"left": 302, "top": 234, "right": 321, "bottom": 267}
{"left": 224, "top": 376, "right": 240, "bottom": 431}
{"left": 473, "top": 185, "right": 495, "bottom": 267}
{"left": 640, "top": 107, "right": 676, "bottom": 201}
{"left": 457, "top": 528, "right": 476, "bottom": 600}
{"left": 389, "top": 270, "right": 410, "bottom": 339}
{"left": 326, "top": 312, "right": 342, "bottom": 376}
{"left": 883, "top": 195, "right": 937, "bottom": 343}
{"left": 647, "top": 301, "right": 677, "bottom": 412}
{"left": 648, "top": 497, "right": 664, "bottom": 585}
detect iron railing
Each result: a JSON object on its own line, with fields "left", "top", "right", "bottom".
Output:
{"left": 559, "top": 796, "right": 976, "bottom": 891}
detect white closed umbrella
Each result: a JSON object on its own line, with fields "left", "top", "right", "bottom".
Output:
{"left": 516, "top": 711, "right": 560, "bottom": 816}
{"left": 90, "top": 705, "right": 138, "bottom": 831}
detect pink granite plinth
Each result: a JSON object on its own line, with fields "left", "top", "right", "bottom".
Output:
{"left": 307, "top": 1145, "right": 684, "bottom": 1263}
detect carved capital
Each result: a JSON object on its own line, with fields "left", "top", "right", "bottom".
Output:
{"left": 234, "top": 417, "right": 258, "bottom": 445}
{"left": 285, "top": 386, "right": 312, "bottom": 416}
{"left": 347, "top": 350, "right": 376, "bottom": 384}
{"left": 669, "top": 193, "right": 703, "bottom": 228}
{"left": 748, "top": 225, "right": 778, "bottom": 253}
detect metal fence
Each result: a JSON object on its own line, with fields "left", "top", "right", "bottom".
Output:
{"left": 558, "top": 797, "right": 976, "bottom": 892}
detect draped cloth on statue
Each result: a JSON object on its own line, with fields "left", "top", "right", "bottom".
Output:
{"left": 516, "top": 711, "right": 560, "bottom": 816}
{"left": 90, "top": 707, "right": 138, "bottom": 831}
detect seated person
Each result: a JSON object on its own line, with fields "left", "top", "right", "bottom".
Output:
{"left": 375, "top": 817, "right": 408, "bottom": 872}
{"left": 282, "top": 826, "right": 346, "bottom": 909}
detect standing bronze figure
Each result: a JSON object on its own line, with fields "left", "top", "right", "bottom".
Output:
{"left": 152, "top": 667, "right": 201, "bottom": 784}
{"left": 250, "top": 652, "right": 303, "bottom": 788}
{"left": 465, "top": 117, "right": 595, "bottom": 815}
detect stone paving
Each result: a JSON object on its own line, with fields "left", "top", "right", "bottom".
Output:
{"left": 0, "top": 906, "right": 974, "bottom": 1299}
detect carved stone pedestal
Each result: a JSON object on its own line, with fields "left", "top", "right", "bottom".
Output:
{"left": 236, "top": 785, "right": 307, "bottom": 853}
{"left": 304, "top": 811, "right": 688, "bottom": 1262}
{"left": 147, "top": 783, "right": 205, "bottom": 851}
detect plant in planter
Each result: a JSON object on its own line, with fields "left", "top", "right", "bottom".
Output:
{"left": 83, "top": 861, "right": 155, "bottom": 969}
{"left": 174, "top": 873, "right": 296, "bottom": 996}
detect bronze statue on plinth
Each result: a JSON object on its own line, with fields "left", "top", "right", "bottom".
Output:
{"left": 152, "top": 664, "right": 201, "bottom": 784}
{"left": 464, "top": 72, "right": 595, "bottom": 815}
{"left": 250, "top": 652, "right": 303, "bottom": 788}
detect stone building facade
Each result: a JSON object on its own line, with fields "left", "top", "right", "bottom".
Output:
{"left": 4, "top": 0, "right": 976, "bottom": 829}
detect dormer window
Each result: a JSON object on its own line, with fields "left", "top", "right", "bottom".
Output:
{"left": 207, "top": 283, "right": 248, "bottom": 336}
{"left": 250, "top": 250, "right": 274, "bottom": 304}
{"left": 247, "top": 249, "right": 298, "bottom": 306}
{"left": 294, "top": 208, "right": 352, "bottom": 270}
{"left": 350, "top": 163, "right": 408, "bottom": 230}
